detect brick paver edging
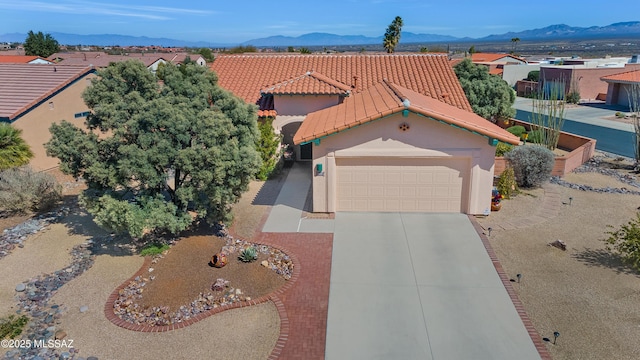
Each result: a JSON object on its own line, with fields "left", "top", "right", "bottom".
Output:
{"left": 468, "top": 215, "right": 553, "bottom": 360}
{"left": 102, "top": 241, "right": 300, "bottom": 350}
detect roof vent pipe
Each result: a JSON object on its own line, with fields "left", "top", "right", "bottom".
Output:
{"left": 402, "top": 99, "right": 410, "bottom": 108}
{"left": 352, "top": 75, "right": 358, "bottom": 89}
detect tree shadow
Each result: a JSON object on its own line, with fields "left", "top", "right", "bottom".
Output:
{"left": 52, "top": 195, "right": 137, "bottom": 257}
{"left": 571, "top": 247, "right": 640, "bottom": 277}
{"left": 579, "top": 102, "right": 630, "bottom": 112}
{"left": 251, "top": 162, "right": 292, "bottom": 206}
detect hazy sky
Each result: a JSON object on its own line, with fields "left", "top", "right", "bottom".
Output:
{"left": 0, "top": 0, "right": 637, "bottom": 43}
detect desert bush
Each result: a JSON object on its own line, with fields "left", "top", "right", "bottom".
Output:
{"left": 139, "top": 243, "right": 170, "bottom": 256}
{"left": 256, "top": 117, "right": 283, "bottom": 181}
{"left": 504, "top": 145, "right": 555, "bottom": 188}
{"left": 506, "top": 125, "right": 526, "bottom": 138}
{"left": 495, "top": 142, "right": 514, "bottom": 157}
{"left": 496, "top": 167, "right": 518, "bottom": 199}
{"left": 526, "top": 70, "right": 539, "bottom": 82}
{"left": 605, "top": 213, "right": 640, "bottom": 272}
{"left": 566, "top": 91, "right": 581, "bottom": 104}
{"left": 0, "top": 166, "right": 61, "bottom": 214}
{"left": 0, "top": 315, "right": 28, "bottom": 339}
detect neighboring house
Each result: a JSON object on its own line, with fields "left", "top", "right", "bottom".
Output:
{"left": 0, "top": 64, "right": 96, "bottom": 171}
{"left": 601, "top": 69, "right": 640, "bottom": 110}
{"left": 211, "top": 54, "right": 519, "bottom": 215}
{"left": 471, "top": 53, "right": 527, "bottom": 77}
{"left": 0, "top": 55, "right": 53, "bottom": 64}
{"left": 539, "top": 63, "right": 640, "bottom": 100}
{"left": 49, "top": 52, "right": 206, "bottom": 71}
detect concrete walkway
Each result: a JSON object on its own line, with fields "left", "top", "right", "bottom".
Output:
{"left": 262, "top": 162, "right": 334, "bottom": 233}
{"left": 326, "top": 213, "right": 541, "bottom": 360}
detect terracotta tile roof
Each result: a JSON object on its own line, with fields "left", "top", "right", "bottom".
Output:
{"left": 293, "top": 80, "right": 519, "bottom": 146}
{"left": 601, "top": 69, "right": 640, "bottom": 84}
{"left": 471, "top": 53, "right": 525, "bottom": 63}
{"left": 210, "top": 54, "right": 472, "bottom": 112}
{"left": 0, "top": 55, "right": 40, "bottom": 63}
{"left": 489, "top": 68, "right": 504, "bottom": 76}
{"left": 261, "top": 71, "right": 352, "bottom": 96}
{"left": 0, "top": 64, "right": 95, "bottom": 121}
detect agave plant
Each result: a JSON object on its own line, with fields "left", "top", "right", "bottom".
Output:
{"left": 238, "top": 246, "right": 258, "bottom": 263}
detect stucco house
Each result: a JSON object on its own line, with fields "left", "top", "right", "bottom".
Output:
{"left": 49, "top": 52, "right": 206, "bottom": 72}
{"left": 601, "top": 69, "right": 640, "bottom": 110}
{"left": 0, "top": 63, "right": 96, "bottom": 170}
{"left": 210, "top": 53, "right": 519, "bottom": 215}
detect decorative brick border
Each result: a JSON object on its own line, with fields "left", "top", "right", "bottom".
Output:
{"left": 103, "top": 241, "right": 300, "bottom": 345}
{"left": 468, "top": 215, "right": 552, "bottom": 360}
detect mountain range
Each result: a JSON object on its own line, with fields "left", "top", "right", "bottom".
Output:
{"left": 1, "top": 22, "right": 639, "bottom": 48}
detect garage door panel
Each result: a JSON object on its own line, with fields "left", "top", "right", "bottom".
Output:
{"left": 336, "top": 158, "right": 468, "bottom": 213}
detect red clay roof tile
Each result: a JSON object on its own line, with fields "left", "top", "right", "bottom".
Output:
{"left": 261, "top": 71, "right": 351, "bottom": 96}
{"left": 210, "top": 54, "right": 472, "bottom": 112}
{"left": 471, "top": 53, "right": 525, "bottom": 63}
{"left": 294, "top": 80, "right": 519, "bottom": 146}
{"left": 0, "top": 55, "right": 41, "bottom": 63}
{"left": 601, "top": 69, "right": 640, "bottom": 84}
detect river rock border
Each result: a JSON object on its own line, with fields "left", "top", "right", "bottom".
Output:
{"left": 550, "top": 155, "right": 640, "bottom": 195}
{"left": 104, "top": 230, "right": 300, "bottom": 334}
{"left": 5, "top": 236, "right": 106, "bottom": 360}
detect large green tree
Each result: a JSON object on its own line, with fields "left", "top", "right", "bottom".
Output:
{"left": 46, "top": 60, "right": 261, "bottom": 238}
{"left": 383, "top": 16, "right": 403, "bottom": 53}
{"left": 0, "top": 123, "right": 34, "bottom": 170}
{"left": 454, "top": 58, "right": 516, "bottom": 121}
{"left": 24, "top": 31, "right": 60, "bottom": 58}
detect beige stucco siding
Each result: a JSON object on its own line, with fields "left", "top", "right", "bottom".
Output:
{"left": 12, "top": 73, "right": 95, "bottom": 171}
{"left": 273, "top": 94, "right": 340, "bottom": 116}
{"left": 309, "top": 112, "right": 496, "bottom": 215}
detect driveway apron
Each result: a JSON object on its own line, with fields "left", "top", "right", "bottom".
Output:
{"left": 326, "top": 212, "right": 540, "bottom": 360}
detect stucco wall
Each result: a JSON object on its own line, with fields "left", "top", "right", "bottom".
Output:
{"left": 503, "top": 64, "right": 541, "bottom": 87}
{"left": 309, "top": 112, "right": 497, "bottom": 215}
{"left": 274, "top": 94, "right": 341, "bottom": 116}
{"left": 541, "top": 64, "right": 640, "bottom": 100}
{"left": 12, "top": 73, "right": 95, "bottom": 171}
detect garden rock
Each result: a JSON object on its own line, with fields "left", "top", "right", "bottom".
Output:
{"left": 548, "top": 239, "right": 567, "bottom": 251}
{"left": 15, "top": 283, "right": 26, "bottom": 292}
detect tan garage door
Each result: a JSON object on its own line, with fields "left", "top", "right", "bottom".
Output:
{"left": 336, "top": 157, "right": 468, "bottom": 212}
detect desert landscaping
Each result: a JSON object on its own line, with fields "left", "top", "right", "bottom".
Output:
{"left": 2, "top": 151, "right": 640, "bottom": 359}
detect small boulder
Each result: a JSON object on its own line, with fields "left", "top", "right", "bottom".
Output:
{"left": 15, "top": 283, "right": 26, "bottom": 292}
{"left": 261, "top": 260, "right": 269, "bottom": 268}
{"left": 548, "top": 239, "right": 567, "bottom": 251}
{"left": 55, "top": 330, "right": 67, "bottom": 340}
{"left": 79, "top": 305, "right": 89, "bottom": 313}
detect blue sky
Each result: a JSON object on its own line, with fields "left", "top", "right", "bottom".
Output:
{"left": 0, "top": 0, "right": 637, "bottom": 43}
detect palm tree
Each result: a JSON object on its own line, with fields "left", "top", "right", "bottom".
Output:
{"left": 383, "top": 16, "right": 403, "bottom": 53}
{"left": 511, "top": 37, "right": 520, "bottom": 54}
{"left": 0, "top": 123, "right": 34, "bottom": 170}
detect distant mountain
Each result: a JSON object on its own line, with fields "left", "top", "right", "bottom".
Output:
{"left": 0, "top": 32, "right": 231, "bottom": 48}
{"left": 1, "top": 22, "right": 639, "bottom": 48}
{"left": 241, "top": 32, "right": 458, "bottom": 47}
{"left": 480, "top": 21, "right": 640, "bottom": 41}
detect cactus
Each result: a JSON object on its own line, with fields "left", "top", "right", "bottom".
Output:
{"left": 238, "top": 246, "right": 258, "bottom": 262}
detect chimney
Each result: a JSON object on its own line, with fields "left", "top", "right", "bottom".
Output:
{"left": 83, "top": 53, "right": 86, "bottom": 61}
{"left": 352, "top": 75, "right": 359, "bottom": 89}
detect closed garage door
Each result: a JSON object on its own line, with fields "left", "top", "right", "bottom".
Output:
{"left": 336, "top": 157, "right": 468, "bottom": 212}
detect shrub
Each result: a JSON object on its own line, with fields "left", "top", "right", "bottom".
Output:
{"left": 506, "top": 125, "right": 527, "bottom": 138}
{"left": 504, "top": 145, "right": 555, "bottom": 188}
{"left": 256, "top": 117, "right": 282, "bottom": 181}
{"left": 497, "top": 167, "right": 518, "bottom": 199}
{"left": 238, "top": 246, "right": 258, "bottom": 262}
{"left": 0, "top": 315, "right": 29, "bottom": 339}
{"left": 527, "top": 130, "right": 543, "bottom": 143}
{"left": 495, "top": 142, "right": 514, "bottom": 157}
{"left": 139, "top": 243, "right": 170, "bottom": 256}
{"left": 615, "top": 111, "right": 625, "bottom": 118}
{"left": 526, "top": 70, "right": 540, "bottom": 82}
{"left": 566, "top": 91, "right": 580, "bottom": 104}
{"left": 605, "top": 213, "right": 640, "bottom": 272}
{"left": 0, "top": 166, "right": 61, "bottom": 214}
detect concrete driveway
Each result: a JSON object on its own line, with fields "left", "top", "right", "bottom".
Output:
{"left": 326, "top": 212, "right": 540, "bottom": 360}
